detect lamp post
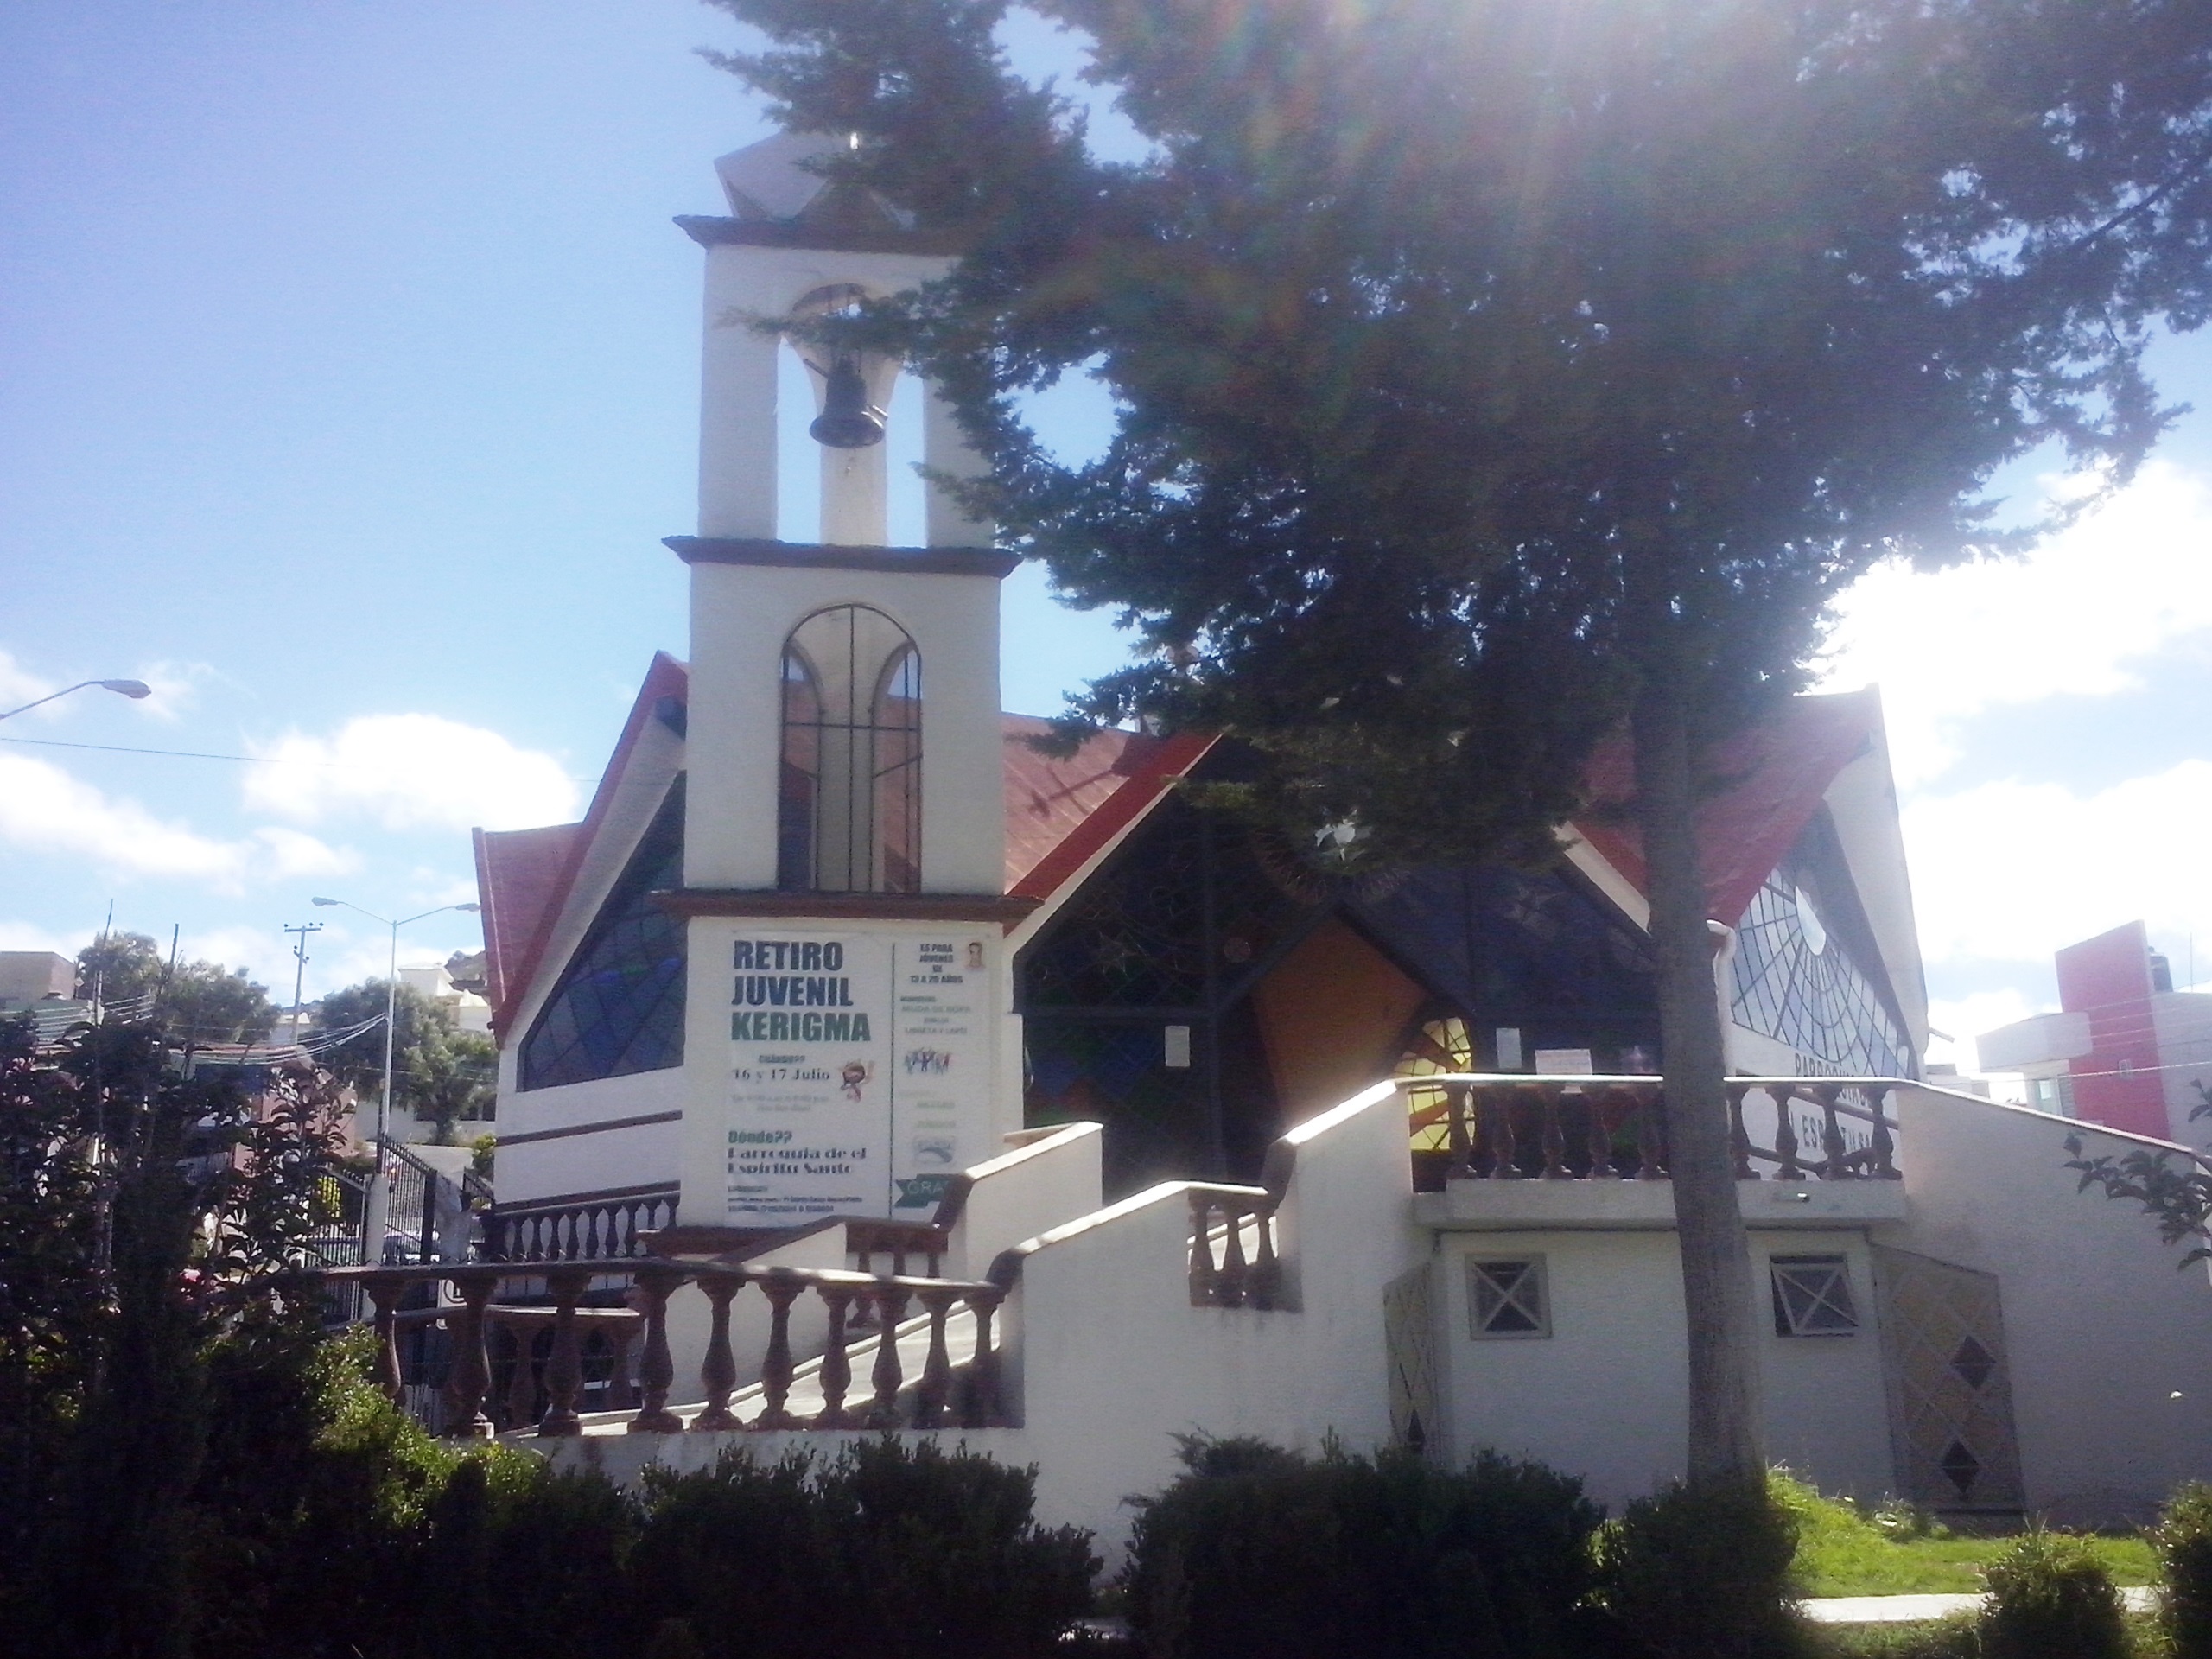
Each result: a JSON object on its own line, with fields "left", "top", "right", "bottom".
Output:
{"left": 311, "top": 897, "right": 480, "bottom": 1268}
{"left": 0, "top": 677, "right": 152, "bottom": 721}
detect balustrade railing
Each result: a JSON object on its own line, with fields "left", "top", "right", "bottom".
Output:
{"left": 1187, "top": 1185, "right": 1283, "bottom": 1309}
{"left": 1412, "top": 1075, "right": 1901, "bottom": 1184}
{"left": 319, "top": 1258, "right": 1007, "bottom": 1440}
{"left": 484, "top": 1185, "right": 680, "bottom": 1262}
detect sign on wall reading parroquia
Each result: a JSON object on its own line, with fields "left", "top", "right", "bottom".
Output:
{"left": 720, "top": 929, "right": 991, "bottom": 1224}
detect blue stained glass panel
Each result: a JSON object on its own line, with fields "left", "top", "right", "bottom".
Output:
{"left": 518, "top": 779, "right": 686, "bottom": 1091}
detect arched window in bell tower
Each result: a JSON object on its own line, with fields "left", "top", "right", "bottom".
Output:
{"left": 777, "top": 604, "right": 921, "bottom": 893}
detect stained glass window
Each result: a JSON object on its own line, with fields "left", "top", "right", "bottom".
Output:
{"left": 1729, "top": 815, "right": 1914, "bottom": 1077}
{"left": 518, "top": 780, "right": 686, "bottom": 1091}
{"left": 1397, "top": 1016, "right": 1474, "bottom": 1154}
{"left": 778, "top": 604, "right": 920, "bottom": 893}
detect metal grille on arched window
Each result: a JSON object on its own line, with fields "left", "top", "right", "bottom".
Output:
{"left": 777, "top": 604, "right": 920, "bottom": 893}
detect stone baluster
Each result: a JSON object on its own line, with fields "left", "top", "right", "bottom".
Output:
{"left": 1249, "top": 1203, "right": 1283, "bottom": 1309}
{"left": 1586, "top": 1089, "right": 1617, "bottom": 1179}
{"left": 913, "top": 1286, "right": 962, "bottom": 1427}
{"left": 1444, "top": 1083, "right": 1474, "bottom": 1179}
{"left": 445, "top": 1267, "right": 497, "bottom": 1438}
{"left": 1815, "top": 1084, "right": 1850, "bottom": 1179}
{"left": 1635, "top": 1086, "right": 1666, "bottom": 1179}
{"left": 1540, "top": 1086, "right": 1569, "bottom": 1179}
{"left": 364, "top": 1271, "right": 406, "bottom": 1403}
{"left": 811, "top": 1283, "right": 858, "bottom": 1429}
{"left": 960, "top": 1288, "right": 1005, "bottom": 1428}
{"left": 1487, "top": 1088, "right": 1521, "bottom": 1179}
{"left": 609, "top": 1325, "right": 639, "bottom": 1411}
{"left": 1727, "top": 1084, "right": 1756, "bottom": 1179}
{"left": 749, "top": 1271, "right": 803, "bottom": 1431}
{"left": 502, "top": 1321, "right": 537, "bottom": 1431}
{"left": 1216, "top": 1204, "right": 1250, "bottom": 1306}
{"left": 538, "top": 1267, "right": 590, "bottom": 1436}
{"left": 1870, "top": 1087, "right": 1900, "bottom": 1179}
{"left": 1772, "top": 1084, "right": 1805, "bottom": 1180}
{"left": 627, "top": 1264, "right": 686, "bottom": 1433}
{"left": 1187, "top": 1196, "right": 1217, "bottom": 1306}
{"left": 864, "top": 1286, "right": 911, "bottom": 1428}
{"left": 691, "top": 1271, "right": 744, "bottom": 1432}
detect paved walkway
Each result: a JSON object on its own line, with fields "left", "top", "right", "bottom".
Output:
{"left": 1802, "top": 1586, "right": 2158, "bottom": 1624}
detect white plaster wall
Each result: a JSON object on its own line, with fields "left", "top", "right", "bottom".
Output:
{"left": 1435, "top": 1229, "right": 1891, "bottom": 1512}
{"left": 2154, "top": 992, "right": 2212, "bottom": 1145}
{"left": 498, "top": 1074, "right": 686, "bottom": 1207}
{"left": 696, "top": 244, "right": 957, "bottom": 544}
{"left": 998, "top": 1081, "right": 1425, "bottom": 1563}
{"left": 1891, "top": 1083, "right": 2212, "bottom": 1522}
{"left": 684, "top": 560, "right": 1004, "bottom": 894}
{"left": 1727, "top": 1024, "right": 1802, "bottom": 1078}
{"left": 946, "top": 1122, "right": 1103, "bottom": 1278}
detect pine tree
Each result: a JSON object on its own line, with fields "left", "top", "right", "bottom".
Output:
{"left": 705, "top": 0, "right": 2212, "bottom": 1482}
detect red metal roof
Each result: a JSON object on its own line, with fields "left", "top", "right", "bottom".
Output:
{"left": 474, "top": 657, "right": 1214, "bottom": 1038}
{"left": 474, "top": 822, "right": 584, "bottom": 1017}
{"left": 477, "top": 652, "right": 1872, "bottom": 1034}
{"left": 1569, "top": 689, "right": 1882, "bottom": 925}
{"left": 1003, "top": 719, "right": 1217, "bottom": 899}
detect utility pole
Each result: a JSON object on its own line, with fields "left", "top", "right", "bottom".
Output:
{"left": 283, "top": 921, "right": 321, "bottom": 1048}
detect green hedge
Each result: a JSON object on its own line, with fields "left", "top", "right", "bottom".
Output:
{"left": 2159, "top": 1482, "right": 2212, "bottom": 1659}
{"left": 1978, "top": 1531, "right": 2130, "bottom": 1659}
{"left": 1124, "top": 1436, "right": 1606, "bottom": 1659}
{"left": 56, "top": 1326, "right": 1094, "bottom": 1659}
{"left": 1596, "top": 1476, "right": 1821, "bottom": 1659}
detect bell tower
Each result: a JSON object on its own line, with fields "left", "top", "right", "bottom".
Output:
{"left": 666, "top": 132, "right": 1029, "bottom": 1230}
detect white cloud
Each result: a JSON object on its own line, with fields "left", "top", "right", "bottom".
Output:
{"left": 1821, "top": 461, "right": 2212, "bottom": 788}
{"left": 0, "top": 753, "right": 356, "bottom": 893}
{"left": 0, "top": 919, "right": 91, "bottom": 955}
{"left": 130, "top": 659, "right": 217, "bottom": 723}
{"left": 243, "top": 714, "right": 579, "bottom": 833}
{"left": 1926, "top": 988, "right": 2043, "bottom": 1068}
{"left": 1902, "top": 760, "right": 2212, "bottom": 968}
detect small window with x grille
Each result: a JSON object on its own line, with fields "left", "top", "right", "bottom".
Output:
{"left": 1770, "top": 1255, "right": 1859, "bottom": 1337}
{"left": 1467, "top": 1257, "right": 1550, "bottom": 1338}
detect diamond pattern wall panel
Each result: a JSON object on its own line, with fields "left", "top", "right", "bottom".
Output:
{"left": 1872, "top": 1246, "right": 2025, "bottom": 1516}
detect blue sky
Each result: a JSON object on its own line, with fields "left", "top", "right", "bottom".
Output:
{"left": 3, "top": 2, "right": 2209, "bottom": 1073}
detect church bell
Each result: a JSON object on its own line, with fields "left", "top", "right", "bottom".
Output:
{"left": 809, "top": 357, "right": 887, "bottom": 449}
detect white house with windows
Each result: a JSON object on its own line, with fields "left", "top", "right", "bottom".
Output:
{"left": 449, "top": 132, "right": 2212, "bottom": 1557}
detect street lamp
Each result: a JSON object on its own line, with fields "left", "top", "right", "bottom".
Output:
{"left": 311, "top": 896, "right": 481, "bottom": 1266}
{"left": 0, "top": 678, "right": 153, "bottom": 721}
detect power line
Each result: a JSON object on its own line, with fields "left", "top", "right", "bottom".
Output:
{"left": 0, "top": 731, "right": 602, "bottom": 783}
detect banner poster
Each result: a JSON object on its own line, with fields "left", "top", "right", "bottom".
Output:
{"left": 721, "top": 929, "right": 992, "bottom": 1224}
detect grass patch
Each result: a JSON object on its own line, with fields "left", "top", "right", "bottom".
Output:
{"left": 1822, "top": 1611, "right": 2166, "bottom": 1656}
{"left": 1776, "top": 1473, "right": 2157, "bottom": 1597}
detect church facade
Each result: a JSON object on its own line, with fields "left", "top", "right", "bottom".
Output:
{"left": 473, "top": 134, "right": 2212, "bottom": 1552}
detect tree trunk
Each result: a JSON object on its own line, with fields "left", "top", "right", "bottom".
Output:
{"left": 1631, "top": 671, "right": 1767, "bottom": 1489}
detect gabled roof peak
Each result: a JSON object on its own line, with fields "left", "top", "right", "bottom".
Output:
{"left": 712, "top": 130, "right": 912, "bottom": 233}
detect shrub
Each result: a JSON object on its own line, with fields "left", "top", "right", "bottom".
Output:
{"left": 1977, "top": 1530, "right": 2129, "bottom": 1659}
{"left": 633, "top": 1440, "right": 1096, "bottom": 1659}
{"left": 1593, "top": 1476, "right": 1820, "bottom": 1659}
{"left": 419, "top": 1454, "right": 641, "bottom": 1659}
{"left": 2159, "top": 1482, "right": 2212, "bottom": 1659}
{"left": 1123, "top": 1436, "right": 1605, "bottom": 1659}
{"left": 190, "top": 1319, "right": 470, "bottom": 1659}
{"left": 820, "top": 1437, "right": 1098, "bottom": 1659}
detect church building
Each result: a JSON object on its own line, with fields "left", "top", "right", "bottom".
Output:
{"left": 467, "top": 133, "right": 2212, "bottom": 1554}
